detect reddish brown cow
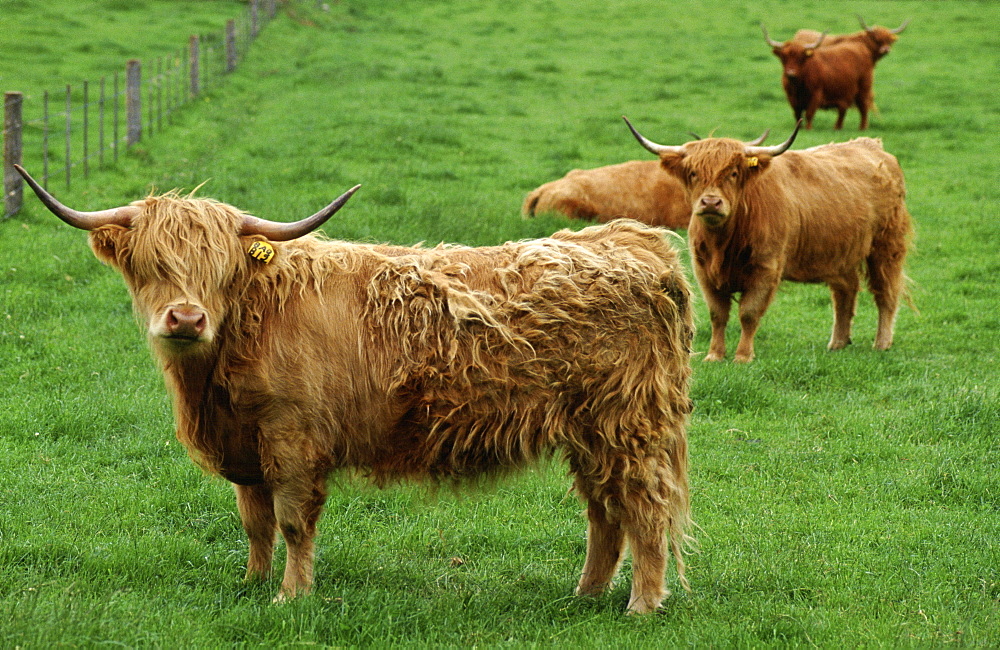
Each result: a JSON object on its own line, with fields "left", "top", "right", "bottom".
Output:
{"left": 522, "top": 160, "right": 691, "bottom": 229}
{"left": 762, "top": 21, "right": 897, "bottom": 129}
{"left": 623, "top": 118, "right": 912, "bottom": 363}
{"left": 17, "top": 165, "right": 694, "bottom": 614}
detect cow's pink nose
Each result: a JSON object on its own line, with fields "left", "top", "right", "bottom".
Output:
{"left": 699, "top": 196, "right": 724, "bottom": 212}
{"left": 165, "top": 308, "right": 206, "bottom": 339}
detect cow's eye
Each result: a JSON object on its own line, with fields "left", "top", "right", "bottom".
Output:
{"left": 688, "top": 171, "right": 698, "bottom": 182}
{"left": 730, "top": 170, "right": 739, "bottom": 180}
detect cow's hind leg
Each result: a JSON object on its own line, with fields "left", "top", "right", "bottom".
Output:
{"left": 235, "top": 483, "right": 277, "bottom": 582}
{"left": 856, "top": 95, "right": 870, "bottom": 130}
{"left": 575, "top": 490, "right": 626, "bottom": 597}
{"left": 577, "top": 451, "right": 688, "bottom": 614}
{"left": 272, "top": 472, "right": 329, "bottom": 601}
{"left": 867, "top": 251, "right": 905, "bottom": 351}
{"left": 623, "top": 499, "right": 670, "bottom": 614}
{"left": 827, "top": 274, "right": 859, "bottom": 350}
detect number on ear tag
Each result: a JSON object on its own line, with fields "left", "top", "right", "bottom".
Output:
{"left": 248, "top": 241, "right": 275, "bottom": 263}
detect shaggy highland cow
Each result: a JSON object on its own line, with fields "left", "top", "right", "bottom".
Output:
{"left": 18, "top": 165, "right": 695, "bottom": 614}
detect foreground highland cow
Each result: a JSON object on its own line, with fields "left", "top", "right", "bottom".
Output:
{"left": 622, "top": 119, "right": 912, "bottom": 362}
{"left": 18, "top": 165, "right": 694, "bottom": 614}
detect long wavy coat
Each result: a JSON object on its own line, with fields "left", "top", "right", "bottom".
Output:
{"left": 83, "top": 201, "right": 694, "bottom": 614}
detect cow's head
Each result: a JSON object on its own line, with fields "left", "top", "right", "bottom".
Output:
{"left": 623, "top": 118, "right": 801, "bottom": 228}
{"left": 762, "top": 25, "right": 825, "bottom": 79}
{"left": 16, "top": 165, "right": 358, "bottom": 357}
{"left": 857, "top": 16, "right": 909, "bottom": 57}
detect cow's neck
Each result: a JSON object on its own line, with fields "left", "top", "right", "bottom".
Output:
{"left": 159, "top": 345, "right": 229, "bottom": 460}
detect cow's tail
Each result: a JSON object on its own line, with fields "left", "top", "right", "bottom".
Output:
{"left": 521, "top": 188, "right": 542, "bottom": 218}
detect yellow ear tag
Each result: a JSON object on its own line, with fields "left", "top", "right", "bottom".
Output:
{"left": 806, "top": 49, "right": 814, "bottom": 57}
{"left": 747, "top": 156, "right": 759, "bottom": 168}
{"left": 248, "top": 241, "right": 275, "bottom": 264}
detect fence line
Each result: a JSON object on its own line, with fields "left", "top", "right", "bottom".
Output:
{"left": 2, "top": 0, "right": 278, "bottom": 219}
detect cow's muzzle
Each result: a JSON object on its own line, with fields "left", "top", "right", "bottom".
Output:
{"left": 153, "top": 304, "right": 212, "bottom": 346}
{"left": 695, "top": 195, "right": 729, "bottom": 226}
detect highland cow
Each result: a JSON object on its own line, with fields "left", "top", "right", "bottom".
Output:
{"left": 761, "top": 20, "right": 902, "bottom": 129}
{"left": 623, "top": 118, "right": 912, "bottom": 362}
{"left": 17, "top": 164, "right": 695, "bottom": 614}
{"left": 522, "top": 160, "right": 691, "bottom": 229}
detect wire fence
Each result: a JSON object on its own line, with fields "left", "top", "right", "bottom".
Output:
{"left": 3, "top": 0, "right": 279, "bottom": 219}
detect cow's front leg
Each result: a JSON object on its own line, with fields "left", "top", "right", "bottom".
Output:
{"left": 235, "top": 483, "right": 276, "bottom": 582}
{"left": 272, "top": 473, "right": 329, "bottom": 602}
{"left": 735, "top": 275, "right": 780, "bottom": 363}
{"left": 702, "top": 288, "right": 732, "bottom": 362}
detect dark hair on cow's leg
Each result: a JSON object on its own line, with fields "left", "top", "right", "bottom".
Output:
{"left": 235, "top": 483, "right": 278, "bottom": 582}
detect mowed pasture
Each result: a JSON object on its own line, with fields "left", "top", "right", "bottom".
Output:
{"left": 1, "top": 0, "right": 998, "bottom": 645}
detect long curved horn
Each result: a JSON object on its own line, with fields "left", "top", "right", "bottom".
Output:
{"left": 240, "top": 184, "right": 361, "bottom": 241}
{"left": 890, "top": 19, "right": 910, "bottom": 34}
{"left": 807, "top": 32, "right": 827, "bottom": 49}
{"left": 622, "top": 116, "right": 685, "bottom": 156}
{"left": 745, "top": 129, "right": 770, "bottom": 146}
{"left": 857, "top": 14, "right": 871, "bottom": 31}
{"left": 761, "top": 24, "right": 784, "bottom": 48}
{"left": 15, "top": 164, "right": 138, "bottom": 230}
{"left": 744, "top": 120, "right": 802, "bottom": 157}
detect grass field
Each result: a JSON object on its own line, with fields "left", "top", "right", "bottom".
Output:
{"left": 2, "top": 0, "right": 999, "bottom": 646}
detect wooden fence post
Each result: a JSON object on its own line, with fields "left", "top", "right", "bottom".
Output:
{"left": 126, "top": 59, "right": 142, "bottom": 145}
{"left": 3, "top": 91, "right": 23, "bottom": 218}
{"left": 226, "top": 20, "right": 237, "bottom": 72}
{"left": 65, "top": 85, "right": 71, "bottom": 188}
{"left": 251, "top": 0, "right": 259, "bottom": 39}
{"left": 189, "top": 35, "right": 200, "bottom": 97}
{"left": 83, "top": 80, "right": 90, "bottom": 179}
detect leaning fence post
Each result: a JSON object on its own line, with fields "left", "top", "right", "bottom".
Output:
{"left": 126, "top": 59, "right": 142, "bottom": 146}
{"left": 226, "top": 20, "right": 237, "bottom": 72}
{"left": 251, "top": 0, "right": 259, "bottom": 39}
{"left": 3, "top": 91, "right": 23, "bottom": 219}
{"left": 189, "top": 35, "right": 200, "bottom": 97}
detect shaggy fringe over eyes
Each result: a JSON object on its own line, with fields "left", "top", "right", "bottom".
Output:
{"left": 125, "top": 193, "right": 251, "bottom": 310}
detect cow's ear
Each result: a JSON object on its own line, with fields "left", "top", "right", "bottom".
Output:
{"left": 88, "top": 226, "right": 130, "bottom": 269}
{"left": 744, "top": 154, "right": 773, "bottom": 175}
{"left": 658, "top": 153, "right": 687, "bottom": 180}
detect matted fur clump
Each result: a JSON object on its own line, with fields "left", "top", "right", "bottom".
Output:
{"left": 63, "top": 185, "right": 696, "bottom": 614}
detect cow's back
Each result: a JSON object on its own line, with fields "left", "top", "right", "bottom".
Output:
{"left": 524, "top": 161, "right": 689, "bottom": 229}
{"left": 359, "top": 220, "right": 692, "bottom": 481}
{"left": 763, "top": 138, "right": 908, "bottom": 281}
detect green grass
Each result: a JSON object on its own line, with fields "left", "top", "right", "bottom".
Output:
{"left": 2, "top": 0, "right": 999, "bottom": 645}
